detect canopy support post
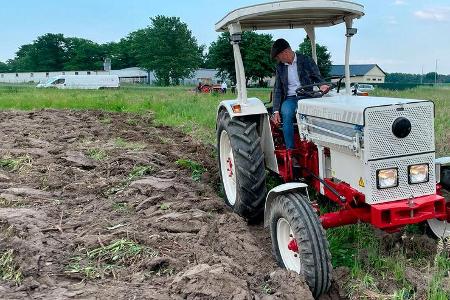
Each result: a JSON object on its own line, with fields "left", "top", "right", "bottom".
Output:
{"left": 344, "top": 17, "right": 357, "bottom": 95}
{"left": 305, "top": 26, "right": 317, "bottom": 64}
{"left": 228, "top": 23, "right": 247, "bottom": 104}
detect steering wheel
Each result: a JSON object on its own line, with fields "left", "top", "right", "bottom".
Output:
{"left": 295, "top": 82, "right": 337, "bottom": 98}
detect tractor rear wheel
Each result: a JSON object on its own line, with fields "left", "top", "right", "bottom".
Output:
{"left": 427, "top": 167, "right": 450, "bottom": 238}
{"left": 269, "top": 192, "right": 332, "bottom": 299}
{"left": 217, "top": 110, "right": 266, "bottom": 221}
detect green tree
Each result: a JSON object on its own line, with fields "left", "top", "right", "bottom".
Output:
{"left": 130, "top": 16, "right": 203, "bottom": 85}
{"left": 10, "top": 33, "right": 67, "bottom": 72}
{"left": 207, "top": 33, "right": 234, "bottom": 80}
{"left": 103, "top": 37, "right": 138, "bottom": 70}
{"left": 64, "top": 37, "right": 105, "bottom": 70}
{"left": 0, "top": 61, "right": 10, "bottom": 72}
{"left": 298, "top": 36, "right": 332, "bottom": 78}
{"left": 207, "top": 32, "right": 275, "bottom": 86}
{"left": 386, "top": 73, "right": 421, "bottom": 83}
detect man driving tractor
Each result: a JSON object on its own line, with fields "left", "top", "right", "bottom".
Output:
{"left": 271, "top": 38, "right": 330, "bottom": 152}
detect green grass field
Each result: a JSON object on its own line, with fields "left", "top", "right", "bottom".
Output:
{"left": 0, "top": 84, "right": 449, "bottom": 298}
{"left": 0, "top": 85, "right": 448, "bottom": 153}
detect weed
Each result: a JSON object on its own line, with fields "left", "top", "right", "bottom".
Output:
{"left": 66, "top": 257, "right": 103, "bottom": 279}
{"left": 0, "top": 197, "right": 22, "bottom": 208}
{"left": 0, "top": 249, "right": 23, "bottom": 285}
{"left": 66, "top": 239, "right": 158, "bottom": 279}
{"left": 106, "top": 164, "right": 153, "bottom": 196}
{"left": 99, "top": 117, "right": 112, "bottom": 124}
{"left": 427, "top": 239, "right": 450, "bottom": 299}
{"left": 159, "top": 203, "right": 171, "bottom": 210}
{"left": 113, "top": 137, "right": 146, "bottom": 151}
{"left": 175, "top": 159, "right": 205, "bottom": 182}
{"left": 261, "top": 282, "right": 273, "bottom": 295}
{"left": 0, "top": 155, "right": 32, "bottom": 172}
{"left": 147, "top": 265, "right": 175, "bottom": 277}
{"left": 87, "top": 148, "right": 108, "bottom": 161}
{"left": 127, "top": 165, "right": 153, "bottom": 180}
{"left": 393, "top": 288, "right": 413, "bottom": 300}
{"left": 266, "top": 171, "right": 283, "bottom": 191}
{"left": 125, "top": 118, "right": 138, "bottom": 126}
{"left": 112, "top": 202, "right": 130, "bottom": 212}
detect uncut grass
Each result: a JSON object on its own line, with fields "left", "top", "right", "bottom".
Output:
{"left": 0, "top": 85, "right": 270, "bottom": 143}
{"left": 0, "top": 85, "right": 447, "bottom": 149}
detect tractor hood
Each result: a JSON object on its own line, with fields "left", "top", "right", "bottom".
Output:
{"left": 298, "top": 95, "right": 431, "bottom": 126}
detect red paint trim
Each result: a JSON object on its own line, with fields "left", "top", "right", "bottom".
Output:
{"left": 320, "top": 194, "right": 447, "bottom": 230}
{"left": 288, "top": 239, "right": 299, "bottom": 253}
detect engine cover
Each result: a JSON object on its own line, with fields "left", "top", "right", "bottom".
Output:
{"left": 298, "top": 95, "right": 436, "bottom": 204}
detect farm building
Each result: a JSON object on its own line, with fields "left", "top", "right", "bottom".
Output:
{"left": 330, "top": 64, "right": 386, "bottom": 83}
{"left": 0, "top": 70, "right": 110, "bottom": 84}
{"left": 0, "top": 67, "right": 220, "bottom": 85}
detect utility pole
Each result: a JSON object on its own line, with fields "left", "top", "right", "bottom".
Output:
{"left": 421, "top": 65, "right": 423, "bottom": 85}
{"left": 435, "top": 59, "right": 438, "bottom": 86}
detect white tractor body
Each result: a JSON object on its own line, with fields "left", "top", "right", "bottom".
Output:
{"left": 298, "top": 96, "right": 437, "bottom": 204}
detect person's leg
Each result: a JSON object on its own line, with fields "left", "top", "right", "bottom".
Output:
{"left": 280, "top": 96, "right": 298, "bottom": 149}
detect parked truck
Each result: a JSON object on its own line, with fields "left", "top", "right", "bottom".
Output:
{"left": 36, "top": 75, "right": 120, "bottom": 89}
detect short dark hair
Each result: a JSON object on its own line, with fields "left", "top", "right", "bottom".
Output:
{"left": 271, "top": 38, "right": 291, "bottom": 59}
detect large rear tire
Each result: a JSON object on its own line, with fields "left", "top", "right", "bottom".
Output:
{"left": 217, "top": 110, "right": 266, "bottom": 221}
{"left": 269, "top": 192, "right": 332, "bottom": 299}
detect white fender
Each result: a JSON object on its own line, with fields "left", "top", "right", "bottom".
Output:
{"left": 216, "top": 97, "right": 279, "bottom": 173}
{"left": 216, "top": 97, "right": 268, "bottom": 119}
{"left": 264, "top": 182, "right": 310, "bottom": 227}
{"left": 436, "top": 157, "right": 450, "bottom": 166}
{"left": 436, "top": 156, "right": 450, "bottom": 184}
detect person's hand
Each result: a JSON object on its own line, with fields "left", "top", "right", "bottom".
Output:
{"left": 272, "top": 111, "right": 281, "bottom": 126}
{"left": 319, "top": 85, "right": 330, "bottom": 94}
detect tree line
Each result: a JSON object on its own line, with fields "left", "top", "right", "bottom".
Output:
{"left": 0, "top": 15, "right": 334, "bottom": 85}
{"left": 386, "top": 72, "right": 450, "bottom": 84}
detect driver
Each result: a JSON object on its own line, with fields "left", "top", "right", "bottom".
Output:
{"left": 271, "top": 38, "right": 329, "bottom": 151}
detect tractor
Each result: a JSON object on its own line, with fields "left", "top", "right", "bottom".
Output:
{"left": 215, "top": 0, "right": 450, "bottom": 298}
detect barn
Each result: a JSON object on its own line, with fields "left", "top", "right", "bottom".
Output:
{"left": 330, "top": 64, "right": 386, "bottom": 83}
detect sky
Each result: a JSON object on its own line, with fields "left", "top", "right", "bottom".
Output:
{"left": 1, "top": 0, "right": 449, "bottom": 74}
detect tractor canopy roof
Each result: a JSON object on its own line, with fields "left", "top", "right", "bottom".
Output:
{"left": 216, "top": 0, "right": 364, "bottom": 32}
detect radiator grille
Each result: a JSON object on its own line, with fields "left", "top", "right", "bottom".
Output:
{"left": 364, "top": 102, "right": 434, "bottom": 161}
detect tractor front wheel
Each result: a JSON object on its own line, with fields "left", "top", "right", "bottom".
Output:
{"left": 269, "top": 192, "right": 332, "bottom": 299}
{"left": 217, "top": 110, "right": 266, "bottom": 221}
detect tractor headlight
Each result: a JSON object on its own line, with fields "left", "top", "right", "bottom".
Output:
{"left": 377, "top": 168, "right": 398, "bottom": 189}
{"left": 408, "top": 164, "right": 429, "bottom": 184}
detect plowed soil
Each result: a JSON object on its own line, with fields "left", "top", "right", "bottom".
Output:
{"left": 0, "top": 110, "right": 318, "bottom": 300}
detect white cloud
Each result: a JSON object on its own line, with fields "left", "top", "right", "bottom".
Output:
{"left": 394, "top": 0, "right": 407, "bottom": 5}
{"left": 414, "top": 7, "right": 450, "bottom": 22}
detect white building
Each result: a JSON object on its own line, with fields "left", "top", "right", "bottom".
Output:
{"left": 0, "top": 67, "right": 220, "bottom": 85}
{"left": 330, "top": 64, "right": 386, "bottom": 83}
